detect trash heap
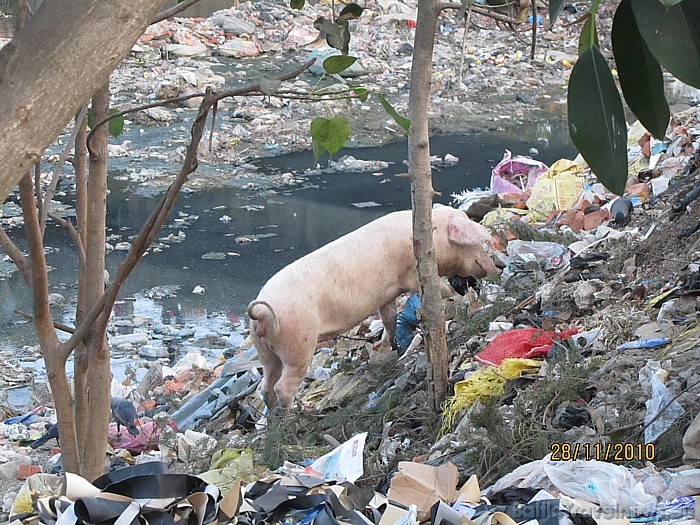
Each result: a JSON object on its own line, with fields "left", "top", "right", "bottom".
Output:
{"left": 2, "top": 107, "right": 699, "bottom": 524}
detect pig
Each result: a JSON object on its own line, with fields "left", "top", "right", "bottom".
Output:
{"left": 247, "top": 205, "right": 498, "bottom": 410}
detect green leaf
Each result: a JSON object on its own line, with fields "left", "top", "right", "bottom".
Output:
{"left": 312, "top": 138, "right": 325, "bottom": 164}
{"left": 578, "top": 15, "right": 598, "bottom": 55}
{"left": 323, "top": 55, "right": 357, "bottom": 75}
{"left": 377, "top": 93, "right": 410, "bottom": 132}
{"left": 631, "top": 0, "right": 700, "bottom": 88}
{"left": 86, "top": 107, "right": 123, "bottom": 137}
{"left": 338, "top": 3, "right": 363, "bottom": 20}
{"left": 314, "top": 16, "right": 351, "bottom": 54}
{"left": 612, "top": 0, "right": 669, "bottom": 139}
{"left": 310, "top": 116, "right": 349, "bottom": 160}
{"left": 567, "top": 46, "right": 628, "bottom": 196}
{"left": 549, "top": 0, "right": 565, "bottom": 25}
{"left": 353, "top": 87, "right": 369, "bottom": 102}
{"left": 657, "top": 0, "right": 684, "bottom": 6}
{"left": 290, "top": 0, "right": 304, "bottom": 9}
{"left": 108, "top": 109, "right": 124, "bottom": 138}
{"left": 588, "top": 0, "right": 602, "bottom": 13}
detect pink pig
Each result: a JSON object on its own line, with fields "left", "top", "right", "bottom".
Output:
{"left": 247, "top": 205, "right": 498, "bottom": 409}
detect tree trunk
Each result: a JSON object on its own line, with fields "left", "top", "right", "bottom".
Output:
{"left": 18, "top": 174, "right": 82, "bottom": 474}
{"left": 0, "top": 0, "right": 166, "bottom": 203}
{"left": 73, "top": 111, "right": 90, "bottom": 455}
{"left": 77, "top": 85, "right": 112, "bottom": 481}
{"left": 408, "top": 0, "right": 449, "bottom": 410}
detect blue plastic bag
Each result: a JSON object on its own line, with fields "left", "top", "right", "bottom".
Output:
{"left": 395, "top": 294, "right": 421, "bottom": 350}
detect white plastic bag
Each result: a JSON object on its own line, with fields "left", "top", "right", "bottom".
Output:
{"left": 542, "top": 454, "right": 656, "bottom": 513}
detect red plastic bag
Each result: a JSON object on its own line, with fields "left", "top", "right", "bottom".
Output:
{"left": 475, "top": 328, "right": 578, "bottom": 367}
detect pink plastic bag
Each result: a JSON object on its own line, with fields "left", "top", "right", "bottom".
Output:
{"left": 490, "top": 150, "right": 548, "bottom": 195}
{"left": 108, "top": 419, "right": 179, "bottom": 454}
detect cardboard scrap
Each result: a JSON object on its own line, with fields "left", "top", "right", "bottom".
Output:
{"left": 455, "top": 475, "right": 481, "bottom": 506}
{"left": 387, "top": 461, "right": 458, "bottom": 520}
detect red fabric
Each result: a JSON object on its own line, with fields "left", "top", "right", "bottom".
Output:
{"left": 475, "top": 328, "right": 578, "bottom": 367}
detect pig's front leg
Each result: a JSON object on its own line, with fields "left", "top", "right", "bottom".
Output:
{"left": 379, "top": 300, "right": 398, "bottom": 349}
{"left": 439, "top": 278, "right": 459, "bottom": 298}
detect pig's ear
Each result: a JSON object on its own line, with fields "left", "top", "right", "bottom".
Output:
{"left": 447, "top": 217, "right": 474, "bottom": 245}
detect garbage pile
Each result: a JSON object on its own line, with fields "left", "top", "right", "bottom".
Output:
{"left": 102, "top": 0, "right": 592, "bottom": 178}
{"left": 2, "top": 106, "right": 699, "bottom": 524}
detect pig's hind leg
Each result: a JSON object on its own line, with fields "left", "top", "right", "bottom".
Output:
{"left": 273, "top": 332, "right": 317, "bottom": 409}
{"left": 256, "top": 340, "right": 284, "bottom": 409}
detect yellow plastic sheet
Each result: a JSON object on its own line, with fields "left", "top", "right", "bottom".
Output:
{"left": 526, "top": 159, "right": 584, "bottom": 222}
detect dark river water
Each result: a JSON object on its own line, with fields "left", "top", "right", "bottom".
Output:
{"left": 1, "top": 120, "right": 575, "bottom": 359}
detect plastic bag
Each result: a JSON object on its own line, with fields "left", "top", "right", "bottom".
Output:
{"left": 490, "top": 150, "right": 548, "bottom": 195}
{"left": 526, "top": 159, "right": 585, "bottom": 222}
{"left": 475, "top": 328, "right": 577, "bottom": 367}
{"left": 645, "top": 374, "right": 685, "bottom": 443}
{"left": 395, "top": 294, "right": 421, "bottom": 350}
{"left": 542, "top": 454, "right": 656, "bottom": 513}
{"left": 506, "top": 240, "right": 569, "bottom": 272}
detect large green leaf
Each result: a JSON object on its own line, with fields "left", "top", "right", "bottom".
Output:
{"left": 631, "top": 0, "right": 700, "bottom": 88}
{"left": 377, "top": 94, "right": 410, "bottom": 132}
{"left": 323, "top": 55, "right": 357, "bottom": 75}
{"left": 568, "top": 46, "right": 628, "bottom": 196}
{"left": 549, "top": 0, "right": 565, "bottom": 25}
{"left": 310, "top": 116, "right": 350, "bottom": 161}
{"left": 612, "top": 0, "right": 669, "bottom": 139}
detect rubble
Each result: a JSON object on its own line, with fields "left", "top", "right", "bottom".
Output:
{"left": 2, "top": 0, "right": 700, "bottom": 523}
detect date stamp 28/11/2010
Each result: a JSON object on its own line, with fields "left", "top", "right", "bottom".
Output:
{"left": 550, "top": 442, "right": 655, "bottom": 462}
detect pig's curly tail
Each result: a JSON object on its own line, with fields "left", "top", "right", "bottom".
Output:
{"left": 247, "top": 300, "right": 279, "bottom": 332}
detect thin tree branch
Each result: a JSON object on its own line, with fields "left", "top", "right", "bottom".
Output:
{"left": 34, "top": 163, "right": 43, "bottom": 222}
{"left": 0, "top": 227, "right": 31, "bottom": 283}
{"left": 48, "top": 211, "right": 86, "bottom": 270}
{"left": 14, "top": 309, "right": 75, "bottom": 334}
{"left": 19, "top": 174, "right": 55, "bottom": 343}
{"left": 151, "top": 0, "right": 202, "bottom": 25}
{"left": 62, "top": 60, "right": 314, "bottom": 360}
{"left": 530, "top": 0, "right": 537, "bottom": 59}
{"left": 87, "top": 59, "right": 315, "bottom": 156}
{"left": 86, "top": 93, "right": 208, "bottom": 156}
{"left": 41, "top": 105, "right": 89, "bottom": 232}
{"left": 441, "top": 2, "right": 524, "bottom": 24}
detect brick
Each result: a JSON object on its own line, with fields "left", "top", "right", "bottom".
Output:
{"left": 18, "top": 464, "right": 41, "bottom": 480}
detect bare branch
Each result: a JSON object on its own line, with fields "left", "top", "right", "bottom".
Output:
{"left": 18, "top": 174, "right": 60, "bottom": 349}
{"left": 86, "top": 93, "right": 206, "bottom": 156}
{"left": 0, "top": 227, "right": 31, "bottom": 283}
{"left": 14, "top": 309, "right": 75, "bottom": 334}
{"left": 48, "top": 211, "right": 86, "bottom": 270}
{"left": 41, "top": 105, "right": 89, "bottom": 232}
{"left": 34, "top": 163, "right": 42, "bottom": 222}
{"left": 441, "top": 2, "right": 524, "bottom": 24}
{"left": 87, "top": 59, "right": 315, "bottom": 155}
{"left": 151, "top": 0, "right": 202, "bottom": 25}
